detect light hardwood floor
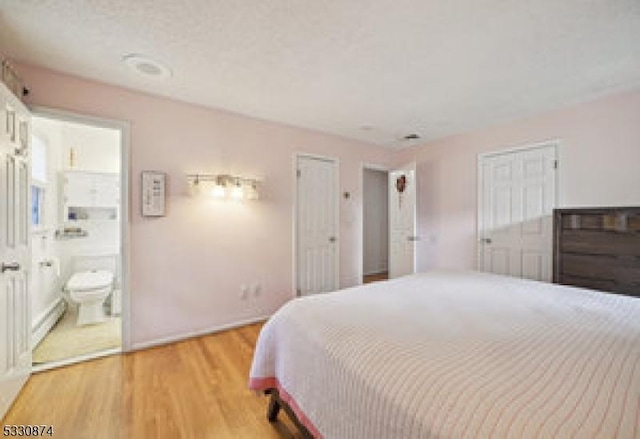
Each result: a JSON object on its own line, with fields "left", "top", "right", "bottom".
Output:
{"left": 363, "top": 271, "right": 388, "bottom": 284}
{"left": 2, "top": 323, "right": 304, "bottom": 439}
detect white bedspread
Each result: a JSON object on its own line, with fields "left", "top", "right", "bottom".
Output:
{"left": 249, "top": 270, "right": 640, "bottom": 438}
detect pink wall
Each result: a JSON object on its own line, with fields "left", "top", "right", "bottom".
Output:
{"left": 395, "top": 89, "right": 640, "bottom": 272}
{"left": 13, "top": 60, "right": 640, "bottom": 346}
{"left": 17, "top": 64, "right": 393, "bottom": 347}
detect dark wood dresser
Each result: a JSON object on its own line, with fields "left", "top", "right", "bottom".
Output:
{"left": 553, "top": 207, "right": 640, "bottom": 298}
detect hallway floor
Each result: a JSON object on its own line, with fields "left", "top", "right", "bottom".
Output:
{"left": 363, "top": 271, "right": 388, "bottom": 284}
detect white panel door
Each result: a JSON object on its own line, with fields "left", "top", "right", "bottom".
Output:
{"left": 388, "top": 165, "right": 416, "bottom": 278}
{"left": 0, "top": 85, "right": 31, "bottom": 420}
{"left": 478, "top": 143, "right": 557, "bottom": 281}
{"left": 296, "top": 156, "right": 338, "bottom": 296}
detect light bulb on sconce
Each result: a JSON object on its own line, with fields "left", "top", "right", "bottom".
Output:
{"left": 246, "top": 181, "right": 259, "bottom": 200}
{"left": 189, "top": 175, "right": 202, "bottom": 196}
{"left": 212, "top": 176, "right": 226, "bottom": 198}
{"left": 230, "top": 177, "right": 244, "bottom": 200}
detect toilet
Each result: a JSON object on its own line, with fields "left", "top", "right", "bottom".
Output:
{"left": 64, "top": 270, "right": 114, "bottom": 326}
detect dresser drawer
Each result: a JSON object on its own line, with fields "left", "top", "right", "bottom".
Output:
{"left": 560, "top": 230, "right": 640, "bottom": 256}
{"left": 560, "top": 253, "right": 640, "bottom": 283}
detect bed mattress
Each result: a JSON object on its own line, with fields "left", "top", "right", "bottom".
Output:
{"left": 250, "top": 270, "right": 640, "bottom": 438}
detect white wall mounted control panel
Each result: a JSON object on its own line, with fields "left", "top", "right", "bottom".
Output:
{"left": 141, "top": 171, "right": 166, "bottom": 217}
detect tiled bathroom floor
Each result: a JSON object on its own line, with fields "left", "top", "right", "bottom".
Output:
{"left": 33, "top": 307, "right": 121, "bottom": 364}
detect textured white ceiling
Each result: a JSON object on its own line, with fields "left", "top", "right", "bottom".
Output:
{"left": 1, "top": 0, "right": 639, "bottom": 147}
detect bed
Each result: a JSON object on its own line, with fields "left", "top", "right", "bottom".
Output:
{"left": 249, "top": 270, "right": 640, "bottom": 438}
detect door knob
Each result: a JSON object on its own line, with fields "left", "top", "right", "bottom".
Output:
{"left": 328, "top": 236, "right": 336, "bottom": 243}
{"left": 407, "top": 236, "right": 420, "bottom": 242}
{"left": 480, "top": 238, "right": 492, "bottom": 244}
{"left": 1, "top": 262, "right": 20, "bottom": 273}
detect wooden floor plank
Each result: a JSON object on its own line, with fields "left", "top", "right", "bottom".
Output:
{"left": 363, "top": 271, "right": 388, "bottom": 284}
{"left": 2, "top": 323, "right": 304, "bottom": 439}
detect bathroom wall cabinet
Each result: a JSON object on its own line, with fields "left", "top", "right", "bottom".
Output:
{"left": 62, "top": 171, "right": 119, "bottom": 221}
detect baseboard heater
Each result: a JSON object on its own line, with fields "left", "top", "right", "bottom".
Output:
{"left": 31, "top": 299, "right": 66, "bottom": 348}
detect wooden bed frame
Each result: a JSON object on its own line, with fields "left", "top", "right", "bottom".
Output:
{"left": 265, "top": 388, "right": 314, "bottom": 438}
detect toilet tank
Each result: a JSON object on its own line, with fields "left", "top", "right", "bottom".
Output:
{"left": 72, "top": 253, "right": 119, "bottom": 282}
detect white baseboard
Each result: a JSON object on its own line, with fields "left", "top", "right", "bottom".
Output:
{"left": 130, "top": 314, "right": 271, "bottom": 352}
{"left": 31, "top": 299, "right": 66, "bottom": 348}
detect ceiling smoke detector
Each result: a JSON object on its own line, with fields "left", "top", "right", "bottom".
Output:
{"left": 122, "top": 54, "right": 172, "bottom": 79}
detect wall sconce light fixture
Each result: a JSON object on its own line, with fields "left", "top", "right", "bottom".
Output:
{"left": 187, "top": 173, "right": 260, "bottom": 200}
{"left": 230, "top": 177, "right": 244, "bottom": 200}
{"left": 212, "top": 175, "right": 227, "bottom": 198}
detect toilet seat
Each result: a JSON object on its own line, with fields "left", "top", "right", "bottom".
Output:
{"left": 67, "top": 270, "right": 113, "bottom": 291}
{"left": 64, "top": 270, "right": 114, "bottom": 326}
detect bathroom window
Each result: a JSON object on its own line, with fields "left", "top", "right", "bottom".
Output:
{"left": 31, "top": 133, "right": 47, "bottom": 229}
{"left": 31, "top": 185, "right": 45, "bottom": 228}
{"left": 31, "top": 134, "right": 47, "bottom": 183}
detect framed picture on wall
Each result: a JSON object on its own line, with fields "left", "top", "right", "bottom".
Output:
{"left": 141, "top": 171, "right": 167, "bottom": 217}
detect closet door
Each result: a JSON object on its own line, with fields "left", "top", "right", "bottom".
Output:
{"left": 0, "top": 84, "right": 31, "bottom": 420}
{"left": 296, "top": 155, "right": 339, "bottom": 295}
{"left": 478, "top": 143, "right": 557, "bottom": 281}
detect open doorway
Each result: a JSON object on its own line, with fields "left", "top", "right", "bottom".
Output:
{"left": 29, "top": 110, "right": 128, "bottom": 371}
{"left": 362, "top": 166, "right": 389, "bottom": 284}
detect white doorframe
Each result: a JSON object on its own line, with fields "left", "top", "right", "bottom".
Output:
{"left": 293, "top": 153, "right": 339, "bottom": 296}
{"left": 477, "top": 139, "right": 560, "bottom": 272}
{"left": 30, "top": 106, "right": 132, "bottom": 353}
